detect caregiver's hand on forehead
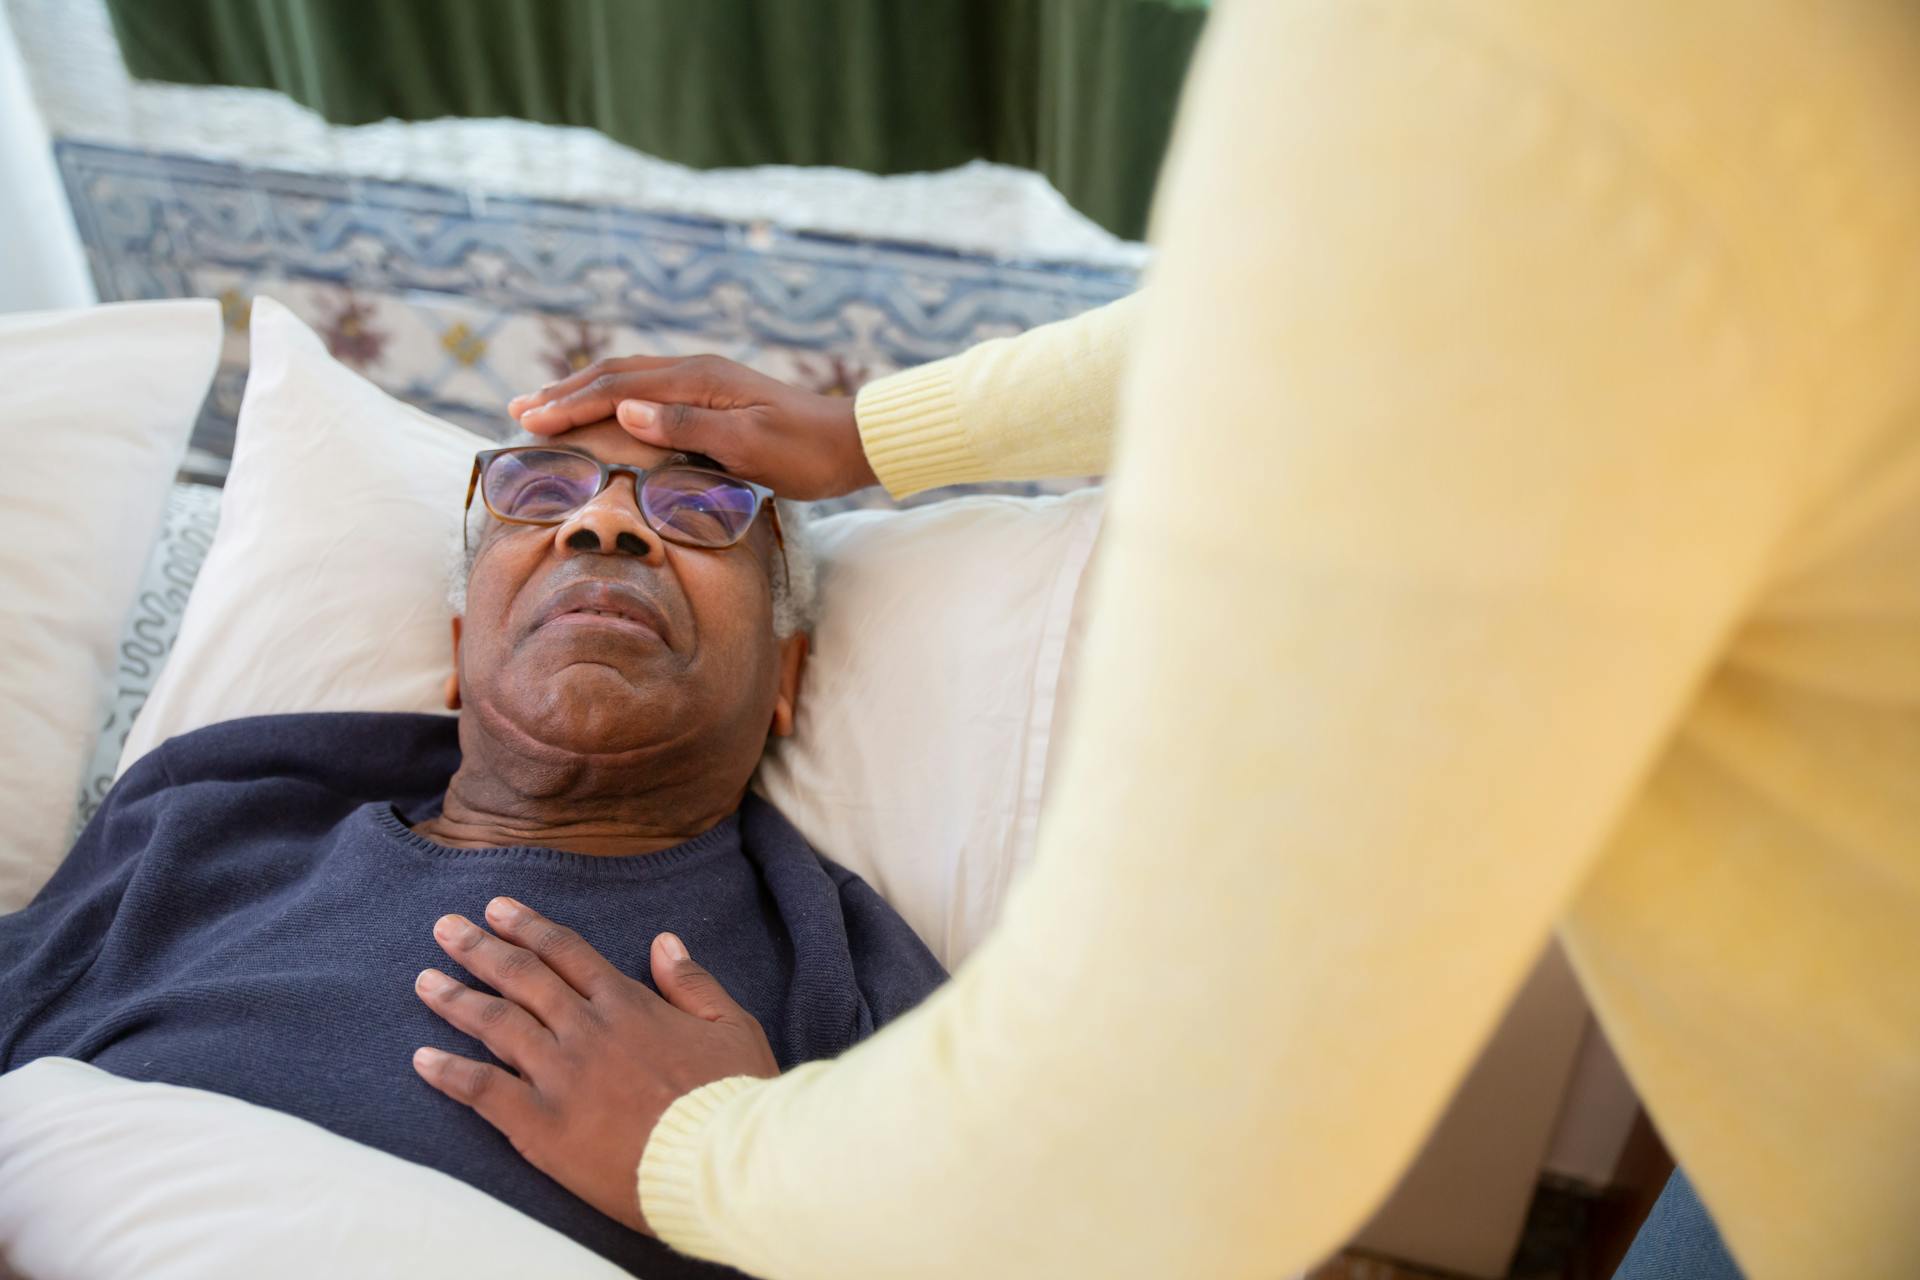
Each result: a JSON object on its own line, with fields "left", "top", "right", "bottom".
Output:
{"left": 510, "top": 354, "right": 879, "bottom": 501}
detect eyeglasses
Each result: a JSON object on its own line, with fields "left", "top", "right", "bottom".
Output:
{"left": 464, "top": 446, "right": 786, "bottom": 584}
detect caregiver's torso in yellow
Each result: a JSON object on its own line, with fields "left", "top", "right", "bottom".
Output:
{"left": 640, "top": 3, "right": 1920, "bottom": 1277}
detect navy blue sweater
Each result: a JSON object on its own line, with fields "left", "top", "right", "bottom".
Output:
{"left": 0, "top": 713, "right": 946, "bottom": 1279}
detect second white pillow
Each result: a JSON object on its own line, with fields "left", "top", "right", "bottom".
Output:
{"left": 120, "top": 299, "right": 481, "bottom": 757}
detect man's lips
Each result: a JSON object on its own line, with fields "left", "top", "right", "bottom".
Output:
{"left": 533, "top": 580, "right": 670, "bottom": 645}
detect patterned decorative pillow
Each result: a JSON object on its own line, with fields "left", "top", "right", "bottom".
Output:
{"left": 75, "top": 482, "right": 222, "bottom": 832}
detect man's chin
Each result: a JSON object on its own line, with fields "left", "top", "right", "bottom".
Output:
{"left": 477, "top": 667, "right": 681, "bottom": 760}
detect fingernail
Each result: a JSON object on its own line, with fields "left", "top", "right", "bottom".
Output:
{"left": 618, "top": 400, "right": 655, "bottom": 429}
{"left": 658, "top": 931, "right": 688, "bottom": 963}
{"left": 416, "top": 968, "right": 453, "bottom": 993}
{"left": 436, "top": 914, "right": 476, "bottom": 942}
{"left": 487, "top": 896, "right": 524, "bottom": 925}
{"left": 414, "top": 1046, "right": 446, "bottom": 1070}
{"left": 508, "top": 394, "right": 528, "bottom": 411}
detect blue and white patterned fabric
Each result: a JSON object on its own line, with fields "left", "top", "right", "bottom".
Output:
{"left": 55, "top": 141, "right": 1137, "bottom": 508}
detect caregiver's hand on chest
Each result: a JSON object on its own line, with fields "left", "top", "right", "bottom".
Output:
{"left": 411, "top": 896, "right": 779, "bottom": 1236}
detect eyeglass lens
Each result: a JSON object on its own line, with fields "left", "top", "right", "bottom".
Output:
{"left": 483, "top": 450, "right": 760, "bottom": 548}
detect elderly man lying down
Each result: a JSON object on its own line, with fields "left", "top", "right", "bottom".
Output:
{"left": 0, "top": 420, "right": 946, "bottom": 1279}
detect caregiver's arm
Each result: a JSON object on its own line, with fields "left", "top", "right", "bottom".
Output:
{"left": 636, "top": 4, "right": 1820, "bottom": 1279}
{"left": 510, "top": 294, "right": 1139, "bottom": 498}
{"left": 851, "top": 293, "right": 1135, "bottom": 495}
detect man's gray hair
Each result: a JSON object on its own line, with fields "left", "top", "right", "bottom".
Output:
{"left": 446, "top": 431, "right": 818, "bottom": 637}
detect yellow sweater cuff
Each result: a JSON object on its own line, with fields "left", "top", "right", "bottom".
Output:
{"left": 637, "top": 1074, "right": 766, "bottom": 1264}
{"left": 854, "top": 356, "right": 985, "bottom": 498}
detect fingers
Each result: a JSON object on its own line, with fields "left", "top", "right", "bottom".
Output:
{"left": 508, "top": 355, "right": 678, "bottom": 422}
{"left": 483, "top": 898, "right": 624, "bottom": 1002}
{"left": 650, "top": 932, "right": 745, "bottom": 1024}
{"left": 412, "top": 1045, "right": 542, "bottom": 1139}
{"left": 512, "top": 361, "right": 711, "bottom": 435}
{"left": 414, "top": 967, "right": 553, "bottom": 1071}
{"left": 615, "top": 400, "right": 747, "bottom": 466}
{"left": 433, "top": 911, "right": 584, "bottom": 1029}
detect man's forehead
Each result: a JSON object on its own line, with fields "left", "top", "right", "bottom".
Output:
{"left": 543, "top": 419, "right": 682, "bottom": 468}
{"left": 537, "top": 420, "right": 735, "bottom": 478}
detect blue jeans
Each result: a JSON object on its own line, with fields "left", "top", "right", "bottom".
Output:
{"left": 1611, "top": 1169, "right": 1744, "bottom": 1280}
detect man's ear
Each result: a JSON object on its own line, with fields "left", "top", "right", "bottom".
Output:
{"left": 444, "top": 615, "right": 463, "bottom": 711}
{"left": 769, "top": 631, "right": 808, "bottom": 737}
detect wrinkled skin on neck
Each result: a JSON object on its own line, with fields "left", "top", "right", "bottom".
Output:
{"left": 416, "top": 420, "right": 807, "bottom": 858}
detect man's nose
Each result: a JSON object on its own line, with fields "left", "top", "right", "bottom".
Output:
{"left": 549, "top": 476, "right": 667, "bottom": 563}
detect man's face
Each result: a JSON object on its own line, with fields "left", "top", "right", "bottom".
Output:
{"left": 453, "top": 420, "right": 802, "bottom": 781}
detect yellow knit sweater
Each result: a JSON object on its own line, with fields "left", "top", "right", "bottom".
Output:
{"left": 640, "top": 3, "right": 1920, "bottom": 1277}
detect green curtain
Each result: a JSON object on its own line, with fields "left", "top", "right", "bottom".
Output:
{"left": 104, "top": 0, "right": 1209, "bottom": 241}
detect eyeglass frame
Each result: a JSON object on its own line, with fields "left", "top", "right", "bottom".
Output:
{"left": 463, "top": 445, "right": 788, "bottom": 590}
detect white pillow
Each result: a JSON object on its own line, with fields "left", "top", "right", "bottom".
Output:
{"left": 0, "top": 299, "right": 220, "bottom": 911}
{"left": 121, "top": 297, "right": 1102, "bottom": 969}
{"left": 0, "top": 1058, "right": 629, "bottom": 1280}
{"left": 754, "top": 492, "right": 1100, "bottom": 966}
{"left": 118, "top": 299, "right": 484, "bottom": 743}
